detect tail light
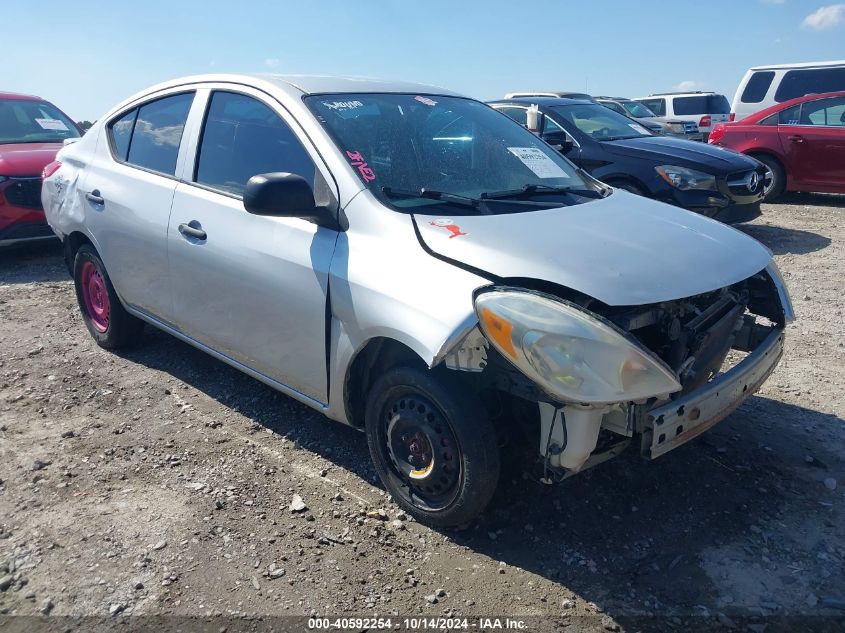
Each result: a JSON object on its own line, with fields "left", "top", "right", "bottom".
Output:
{"left": 729, "top": 113, "right": 736, "bottom": 122}
{"left": 708, "top": 124, "right": 726, "bottom": 144}
{"left": 699, "top": 115, "right": 712, "bottom": 128}
{"left": 42, "top": 161, "right": 62, "bottom": 179}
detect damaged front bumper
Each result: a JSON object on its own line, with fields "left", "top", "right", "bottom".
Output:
{"left": 642, "top": 327, "right": 784, "bottom": 459}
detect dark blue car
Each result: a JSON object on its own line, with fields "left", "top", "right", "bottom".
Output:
{"left": 488, "top": 97, "right": 767, "bottom": 224}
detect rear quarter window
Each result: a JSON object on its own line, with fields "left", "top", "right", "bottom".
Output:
{"left": 741, "top": 71, "right": 775, "bottom": 104}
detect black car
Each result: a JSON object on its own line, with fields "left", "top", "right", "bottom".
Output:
{"left": 488, "top": 97, "right": 767, "bottom": 224}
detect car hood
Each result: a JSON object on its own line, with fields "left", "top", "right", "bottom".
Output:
{"left": 414, "top": 191, "right": 771, "bottom": 306}
{"left": 0, "top": 142, "right": 63, "bottom": 177}
{"left": 603, "top": 136, "right": 757, "bottom": 172}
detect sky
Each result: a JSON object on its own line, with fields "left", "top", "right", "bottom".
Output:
{"left": 4, "top": 0, "right": 845, "bottom": 121}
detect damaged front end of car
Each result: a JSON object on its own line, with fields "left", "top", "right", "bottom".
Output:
{"left": 441, "top": 261, "right": 792, "bottom": 482}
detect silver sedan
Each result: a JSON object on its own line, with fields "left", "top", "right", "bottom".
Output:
{"left": 42, "top": 74, "right": 793, "bottom": 526}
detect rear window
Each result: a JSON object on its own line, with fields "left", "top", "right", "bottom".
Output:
{"left": 774, "top": 67, "right": 845, "bottom": 102}
{"left": 673, "top": 95, "right": 731, "bottom": 115}
{"left": 741, "top": 71, "right": 775, "bottom": 104}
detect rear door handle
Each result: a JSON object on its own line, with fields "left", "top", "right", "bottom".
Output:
{"left": 178, "top": 221, "right": 207, "bottom": 241}
{"left": 85, "top": 189, "right": 104, "bottom": 204}
{"left": 787, "top": 135, "right": 804, "bottom": 143}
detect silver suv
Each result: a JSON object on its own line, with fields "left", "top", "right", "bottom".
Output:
{"left": 42, "top": 74, "right": 792, "bottom": 526}
{"left": 595, "top": 96, "right": 703, "bottom": 140}
{"left": 633, "top": 91, "right": 731, "bottom": 140}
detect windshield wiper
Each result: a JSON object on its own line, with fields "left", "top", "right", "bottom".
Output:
{"left": 480, "top": 183, "right": 605, "bottom": 200}
{"left": 381, "top": 187, "right": 481, "bottom": 209}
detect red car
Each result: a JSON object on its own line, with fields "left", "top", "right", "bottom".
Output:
{"left": 0, "top": 92, "right": 81, "bottom": 246}
{"left": 709, "top": 91, "right": 845, "bottom": 201}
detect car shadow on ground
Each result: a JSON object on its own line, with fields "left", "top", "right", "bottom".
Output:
{"left": 0, "top": 240, "right": 67, "bottom": 284}
{"left": 738, "top": 223, "right": 831, "bottom": 255}
{"left": 122, "top": 327, "right": 845, "bottom": 629}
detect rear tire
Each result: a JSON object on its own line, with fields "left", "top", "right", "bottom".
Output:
{"left": 750, "top": 154, "right": 785, "bottom": 202}
{"left": 73, "top": 244, "right": 144, "bottom": 349}
{"left": 364, "top": 366, "right": 500, "bottom": 527}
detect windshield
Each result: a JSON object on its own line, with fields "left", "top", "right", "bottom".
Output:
{"left": 306, "top": 94, "right": 596, "bottom": 212}
{"left": 621, "top": 101, "right": 657, "bottom": 118}
{"left": 0, "top": 99, "right": 80, "bottom": 144}
{"left": 551, "top": 103, "right": 653, "bottom": 141}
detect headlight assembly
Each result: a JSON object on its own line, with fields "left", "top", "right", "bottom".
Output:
{"left": 655, "top": 165, "right": 717, "bottom": 191}
{"left": 475, "top": 290, "right": 682, "bottom": 404}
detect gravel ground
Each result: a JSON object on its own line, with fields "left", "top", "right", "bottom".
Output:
{"left": 1, "top": 195, "right": 843, "bottom": 632}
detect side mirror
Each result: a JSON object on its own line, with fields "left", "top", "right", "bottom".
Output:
{"left": 243, "top": 172, "right": 341, "bottom": 229}
{"left": 543, "top": 131, "right": 574, "bottom": 154}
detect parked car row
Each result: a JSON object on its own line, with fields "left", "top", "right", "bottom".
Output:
{"left": 39, "top": 73, "right": 794, "bottom": 527}
{"left": 489, "top": 96, "right": 766, "bottom": 223}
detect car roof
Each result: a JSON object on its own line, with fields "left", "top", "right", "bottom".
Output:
{"left": 0, "top": 91, "right": 42, "bottom": 101}
{"left": 739, "top": 90, "right": 845, "bottom": 123}
{"left": 748, "top": 59, "right": 845, "bottom": 71}
{"left": 645, "top": 91, "right": 719, "bottom": 97}
{"left": 130, "top": 73, "right": 460, "bottom": 99}
{"left": 489, "top": 96, "right": 596, "bottom": 107}
{"left": 504, "top": 91, "right": 593, "bottom": 99}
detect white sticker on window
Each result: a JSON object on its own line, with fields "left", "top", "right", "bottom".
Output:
{"left": 35, "top": 118, "right": 69, "bottom": 131}
{"left": 322, "top": 100, "right": 363, "bottom": 111}
{"left": 629, "top": 123, "right": 650, "bottom": 134}
{"left": 507, "top": 147, "right": 570, "bottom": 179}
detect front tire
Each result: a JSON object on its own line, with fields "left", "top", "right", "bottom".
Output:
{"left": 609, "top": 180, "right": 647, "bottom": 196}
{"left": 73, "top": 244, "right": 144, "bottom": 349}
{"left": 364, "top": 366, "right": 500, "bottom": 527}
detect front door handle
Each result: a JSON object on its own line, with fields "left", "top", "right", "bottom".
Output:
{"left": 85, "top": 190, "right": 104, "bottom": 204}
{"left": 178, "top": 221, "right": 207, "bottom": 240}
{"left": 787, "top": 135, "right": 804, "bottom": 143}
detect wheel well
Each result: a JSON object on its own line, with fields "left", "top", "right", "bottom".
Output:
{"left": 63, "top": 231, "right": 94, "bottom": 275}
{"left": 604, "top": 175, "right": 649, "bottom": 195}
{"left": 747, "top": 151, "right": 784, "bottom": 172}
{"left": 344, "top": 338, "right": 426, "bottom": 428}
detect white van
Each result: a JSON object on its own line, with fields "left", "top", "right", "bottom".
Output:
{"left": 731, "top": 60, "right": 845, "bottom": 121}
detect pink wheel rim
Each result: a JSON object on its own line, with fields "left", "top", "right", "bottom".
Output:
{"left": 81, "top": 261, "right": 110, "bottom": 333}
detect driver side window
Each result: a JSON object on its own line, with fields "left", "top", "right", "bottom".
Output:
{"left": 194, "top": 91, "right": 316, "bottom": 197}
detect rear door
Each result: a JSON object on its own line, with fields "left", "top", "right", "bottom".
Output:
{"left": 166, "top": 87, "right": 339, "bottom": 403}
{"left": 82, "top": 90, "right": 195, "bottom": 320}
{"left": 783, "top": 96, "right": 845, "bottom": 191}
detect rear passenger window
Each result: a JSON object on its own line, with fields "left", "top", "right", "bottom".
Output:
{"left": 194, "top": 91, "right": 316, "bottom": 196}
{"left": 741, "top": 71, "right": 775, "bottom": 104}
{"left": 108, "top": 94, "right": 193, "bottom": 174}
{"left": 775, "top": 68, "right": 845, "bottom": 102}
{"left": 126, "top": 93, "right": 194, "bottom": 175}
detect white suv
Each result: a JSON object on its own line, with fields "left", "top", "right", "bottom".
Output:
{"left": 633, "top": 92, "right": 731, "bottom": 140}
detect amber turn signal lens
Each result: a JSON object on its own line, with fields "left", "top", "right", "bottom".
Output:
{"left": 478, "top": 306, "right": 517, "bottom": 359}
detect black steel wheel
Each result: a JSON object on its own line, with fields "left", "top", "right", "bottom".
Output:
{"left": 364, "top": 366, "right": 500, "bottom": 527}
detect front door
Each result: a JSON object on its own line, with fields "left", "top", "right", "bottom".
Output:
{"left": 167, "top": 89, "right": 338, "bottom": 403}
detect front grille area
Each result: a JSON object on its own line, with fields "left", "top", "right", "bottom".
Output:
{"left": 726, "top": 169, "right": 763, "bottom": 197}
{"left": 4, "top": 177, "right": 43, "bottom": 210}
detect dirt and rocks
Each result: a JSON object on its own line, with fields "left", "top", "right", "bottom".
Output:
{"left": 0, "top": 195, "right": 843, "bottom": 632}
